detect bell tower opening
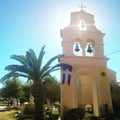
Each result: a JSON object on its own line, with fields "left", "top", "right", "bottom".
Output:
{"left": 78, "top": 20, "right": 87, "bottom": 31}
{"left": 73, "top": 42, "right": 82, "bottom": 56}
{"left": 85, "top": 40, "right": 95, "bottom": 57}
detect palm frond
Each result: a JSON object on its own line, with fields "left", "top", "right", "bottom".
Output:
{"left": 26, "top": 51, "right": 35, "bottom": 68}
{"left": 40, "top": 71, "right": 51, "bottom": 80}
{"left": 26, "top": 49, "right": 39, "bottom": 70}
{"left": 5, "top": 65, "right": 33, "bottom": 75}
{"left": 37, "top": 45, "right": 45, "bottom": 70}
{"left": 39, "top": 63, "right": 72, "bottom": 80}
{"left": 29, "top": 49, "right": 37, "bottom": 67}
{"left": 56, "top": 63, "right": 72, "bottom": 70}
{"left": 0, "top": 72, "right": 29, "bottom": 82}
{"left": 29, "top": 49, "right": 37, "bottom": 63}
{"left": 40, "top": 55, "right": 60, "bottom": 75}
{"left": 0, "top": 72, "right": 13, "bottom": 82}
{"left": 11, "top": 55, "right": 30, "bottom": 67}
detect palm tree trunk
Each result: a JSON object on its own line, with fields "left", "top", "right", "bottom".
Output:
{"left": 32, "top": 80, "right": 44, "bottom": 120}
{"left": 34, "top": 97, "right": 44, "bottom": 120}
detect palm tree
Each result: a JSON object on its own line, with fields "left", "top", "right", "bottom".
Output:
{"left": 0, "top": 45, "right": 71, "bottom": 120}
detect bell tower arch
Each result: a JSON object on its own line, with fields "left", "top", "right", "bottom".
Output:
{"left": 60, "top": 7, "right": 113, "bottom": 117}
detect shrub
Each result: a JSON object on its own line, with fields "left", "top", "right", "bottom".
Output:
{"left": 23, "top": 103, "right": 35, "bottom": 114}
{"left": 49, "top": 114, "right": 58, "bottom": 120}
{"left": 63, "top": 107, "right": 85, "bottom": 120}
{"left": 105, "top": 113, "right": 115, "bottom": 120}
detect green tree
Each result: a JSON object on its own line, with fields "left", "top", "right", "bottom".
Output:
{"left": 1, "top": 78, "right": 24, "bottom": 99}
{"left": 44, "top": 76, "right": 60, "bottom": 103}
{"left": 110, "top": 80, "right": 120, "bottom": 92}
{"left": 110, "top": 80, "right": 120, "bottom": 117}
{"left": 21, "top": 83, "right": 32, "bottom": 103}
{"left": 0, "top": 45, "right": 71, "bottom": 120}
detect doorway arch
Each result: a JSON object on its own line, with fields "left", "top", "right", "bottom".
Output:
{"left": 75, "top": 68, "right": 100, "bottom": 116}
{"left": 77, "top": 74, "right": 93, "bottom": 108}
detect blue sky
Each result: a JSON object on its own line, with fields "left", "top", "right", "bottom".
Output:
{"left": 0, "top": 0, "right": 120, "bottom": 87}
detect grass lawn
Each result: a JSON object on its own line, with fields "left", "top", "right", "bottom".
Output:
{"left": 0, "top": 110, "right": 17, "bottom": 120}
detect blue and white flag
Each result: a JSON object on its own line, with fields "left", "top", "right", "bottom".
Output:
{"left": 62, "top": 65, "right": 72, "bottom": 85}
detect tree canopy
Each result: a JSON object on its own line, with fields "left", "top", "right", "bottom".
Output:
{"left": 1, "top": 78, "right": 24, "bottom": 99}
{"left": 44, "top": 76, "right": 60, "bottom": 103}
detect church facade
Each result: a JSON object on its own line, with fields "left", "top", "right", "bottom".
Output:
{"left": 59, "top": 7, "right": 114, "bottom": 117}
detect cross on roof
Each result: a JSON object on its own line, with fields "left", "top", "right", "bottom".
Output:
{"left": 78, "top": 3, "right": 86, "bottom": 10}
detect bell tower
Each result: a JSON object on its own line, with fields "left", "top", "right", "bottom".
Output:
{"left": 60, "top": 6, "right": 113, "bottom": 117}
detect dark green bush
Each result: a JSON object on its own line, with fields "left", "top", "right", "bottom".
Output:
{"left": 49, "top": 114, "right": 58, "bottom": 120}
{"left": 63, "top": 108, "right": 85, "bottom": 120}
{"left": 23, "top": 103, "right": 35, "bottom": 114}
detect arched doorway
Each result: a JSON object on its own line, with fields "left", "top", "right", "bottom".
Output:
{"left": 75, "top": 70, "right": 100, "bottom": 116}
{"left": 77, "top": 74, "right": 93, "bottom": 109}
